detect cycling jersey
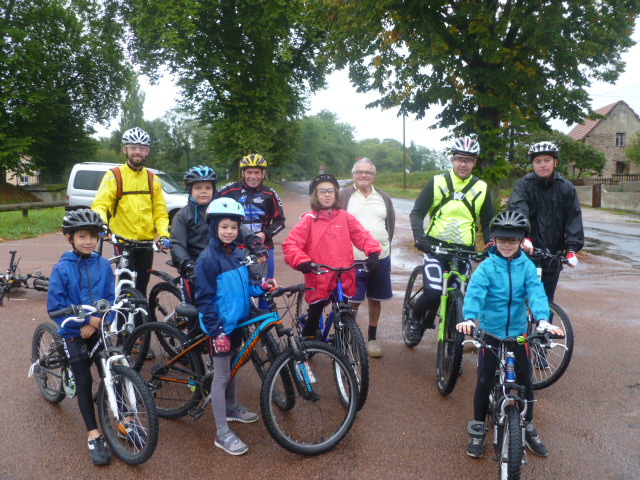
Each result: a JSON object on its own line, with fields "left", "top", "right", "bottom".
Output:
{"left": 216, "top": 181, "right": 285, "bottom": 249}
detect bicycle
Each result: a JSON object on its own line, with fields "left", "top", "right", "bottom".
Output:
{"left": 0, "top": 250, "right": 49, "bottom": 305}
{"left": 526, "top": 248, "right": 574, "bottom": 390}
{"left": 293, "top": 263, "right": 369, "bottom": 410}
{"left": 29, "top": 299, "right": 159, "bottom": 465}
{"left": 462, "top": 327, "right": 555, "bottom": 480}
{"left": 402, "top": 245, "right": 485, "bottom": 395}
{"left": 123, "top": 284, "right": 360, "bottom": 456}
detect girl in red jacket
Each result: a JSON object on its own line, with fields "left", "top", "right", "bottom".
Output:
{"left": 283, "top": 174, "right": 382, "bottom": 337}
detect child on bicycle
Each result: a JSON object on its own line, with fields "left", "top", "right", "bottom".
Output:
{"left": 456, "top": 210, "right": 563, "bottom": 459}
{"left": 282, "top": 173, "right": 382, "bottom": 338}
{"left": 47, "top": 209, "right": 115, "bottom": 466}
{"left": 194, "top": 198, "right": 276, "bottom": 456}
{"left": 171, "top": 165, "right": 267, "bottom": 303}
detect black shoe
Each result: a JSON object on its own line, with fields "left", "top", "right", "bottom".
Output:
{"left": 525, "top": 423, "right": 549, "bottom": 456}
{"left": 88, "top": 436, "right": 111, "bottom": 466}
{"left": 466, "top": 421, "right": 486, "bottom": 458}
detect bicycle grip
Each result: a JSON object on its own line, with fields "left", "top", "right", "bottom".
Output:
{"left": 49, "top": 305, "right": 78, "bottom": 319}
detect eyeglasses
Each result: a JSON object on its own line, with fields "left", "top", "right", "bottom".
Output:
{"left": 354, "top": 170, "right": 374, "bottom": 176}
{"left": 495, "top": 237, "right": 521, "bottom": 245}
{"left": 452, "top": 157, "right": 476, "bottom": 165}
{"left": 125, "top": 144, "right": 150, "bottom": 151}
{"left": 316, "top": 188, "right": 336, "bottom": 195}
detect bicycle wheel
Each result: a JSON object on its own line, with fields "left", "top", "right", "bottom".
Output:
{"left": 97, "top": 364, "right": 159, "bottom": 465}
{"left": 148, "top": 282, "right": 187, "bottom": 329}
{"left": 332, "top": 313, "right": 369, "bottom": 410}
{"left": 124, "top": 322, "right": 205, "bottom": 418}
{"left": 116, "top": 286, "right": 149, "bottom": 339}
{"left": 530, "top": 302, "right": 574, "bottom": 390}
{"left": 31, "top": 323, "right": 65, "bottom": 403}
{"left": 243, "top": 326, "right": 295, "bottom": 411}
{"left": 436, "top": 288, "right": 465, "bottom": 395}
{"left": 498, "top": 404, "right": 523, "bottom": 480}
{"left": 402, "top": 265, "right": 426, "bottom": 347}
{"left": 260, "top": 341, "right": 358, "bottom": 456}
{"left": 293, "top": 289, "right": 307, "bottom": 335}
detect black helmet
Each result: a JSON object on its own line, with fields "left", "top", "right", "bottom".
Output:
{"left": 528, "top": 141, "right": 559, "bottom": 161}
{"left": 62, "top": 209, "right": 105, "bottom": 235}
{"left": 490, "top": 210, "right": 531, "bottom": 239}
{"left": 184, "top": 165, "right": 217, "bottom": 187}
{"left": 309, "top": 173, "right": 340, "bottom": 195}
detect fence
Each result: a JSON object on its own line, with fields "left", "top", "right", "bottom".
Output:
{"left": 573, "top": 174, "right": 640, "bottom": 186}
{"left": 0, "top": 201, "right": 66, "bottom": 217}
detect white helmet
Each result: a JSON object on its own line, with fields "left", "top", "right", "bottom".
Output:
{"left": 450, "top": 135, "right": 480, "bottom": 157}
{"left": 122, "top": 127, "right": 151, "bottom": 146}
{"left": 528, "top": 141, "right": 559, "bottom": 161}
{"left": 206, "top": 198, "right": 245, "bottom": 221}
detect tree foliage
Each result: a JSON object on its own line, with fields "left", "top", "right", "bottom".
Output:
{"left": 0, "top": 0, "right": 130, "bottom": 181}
{"left": 313, "top": 0, "right": 640, "bottom": 182}
{"left": 626, "top": 130, "right": 640, "bottom": 167}
{"left": 121, "top": 0, "right": 331, "bottom": 170}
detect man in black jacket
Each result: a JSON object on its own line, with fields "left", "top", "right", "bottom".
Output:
{"left": 508, "top": 141, "right": 584, "bottom": 304}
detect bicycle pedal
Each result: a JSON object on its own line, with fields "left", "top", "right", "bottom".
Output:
{"left": 188, "top": 407, "right": 205, "bottom": 420}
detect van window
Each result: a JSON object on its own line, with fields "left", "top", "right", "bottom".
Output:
{"left": 157, "top": 173, "right": 186, "bottom": 194}
{"left": 73, "top": 170, "right": 104, "bottom": 191}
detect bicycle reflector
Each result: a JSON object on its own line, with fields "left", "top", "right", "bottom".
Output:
{"left": 517, "top": 335, "right": 526, "bottom": 345}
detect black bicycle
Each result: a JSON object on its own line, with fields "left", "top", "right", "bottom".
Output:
{"left": 29, "top": 299, "right": 159, "bottom": 465}
{"left": 0, "top": 250, "right": 49, "bottom": 305}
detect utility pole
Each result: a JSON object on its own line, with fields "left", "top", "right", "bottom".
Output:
{"left": 403, "top": 114, "right": 407, "bottom": 190}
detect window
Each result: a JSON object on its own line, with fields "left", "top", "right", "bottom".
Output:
{"left": 19, "top": 176, "right": 29, "bottom": 186}
{"left": 615, "top": 161, "right": 626, "bottom": 175}
{"left": 73, "top": 170, "right": 104, "bottom": 191}
{"left": 615, "top": 133, "right": 625, "bottom": 146}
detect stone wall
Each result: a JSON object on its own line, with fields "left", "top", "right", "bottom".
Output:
{"left": 574, "top": 185, "right": 640, "bottom": 213}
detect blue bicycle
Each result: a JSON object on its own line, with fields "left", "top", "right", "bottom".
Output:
{"left": 293, "top": 263, "right": 369, "bottom": 410}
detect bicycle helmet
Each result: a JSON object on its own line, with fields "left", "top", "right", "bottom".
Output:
{"left": 206, "top": 198, "right": 245, "bottom": 221}
{"left": 490, "top": 210, "right": 531, "bottom": 239}
{"left": 528, "top": 141, "right": 559, "bottom": 160}
{"left": 122, "top": 127, "right": 151, "bottom": 146}
{"left": 239, "top": 153, "right": 267, "bottom": 169}
{"left": 309, "top": 173, "right": 340, "bottom": 195}
{"left": 184, "top": 165, "right": 217, "bottom": 187}
{"left": 450, "top": 135, "right": 480, "bottom": 157}
{"left": 62, "top": 209, "right": 106, "bottom": 235}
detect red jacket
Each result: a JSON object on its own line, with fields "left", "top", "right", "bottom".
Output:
{"left": 283, "top": 208, "right": 382, "bottom": 304}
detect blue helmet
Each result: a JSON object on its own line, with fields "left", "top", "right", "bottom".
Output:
{"left": 184, "top": 165, "right": 217, "bottom": 187}
{"left": 206, "top": 198, "right": 245, "bottom": 222}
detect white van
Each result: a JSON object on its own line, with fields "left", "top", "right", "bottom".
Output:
{"left": 66, "top": 162, "right": 188, "bottom": 221}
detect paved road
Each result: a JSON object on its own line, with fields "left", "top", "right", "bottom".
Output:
{"left": 1, "top": 187, "right": 639, "bottom": 480}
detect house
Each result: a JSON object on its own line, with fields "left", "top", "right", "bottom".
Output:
{"left": 4, "top": 157, "right": 40, "bottom": 186}
{"left": 568, "top": 100, "right": 640, "bottom": 176}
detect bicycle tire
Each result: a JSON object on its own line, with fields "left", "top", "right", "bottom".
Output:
{"left": 332, "top": 313, "right": 369, "bottom": 410}
{"left": 148, "top": 282, "right": 187, "bottom": 329}
{"left": 242, "top": 326, "right": 295, "bottom": 411}
{"left": 97, "top": 364, "right": 159, "bottom": 465}
{"left": 402, "top": 265, "right": 426, "bottom": 348}
{"left": 31, "top": 322, "right": 65, "bottom": 403}
{"left": 123, "top": 322, "right": 205, "bottom": 418}
{"left": 116, "top": 286, "right": 149, "bottom": 340}
{"left": 260, "top": 341, "right": 358, "bottom": 456}
{"left": 293, "top": 289, "right": 307, "bottom": 335}
{"left": 498, "top": 404, "right": 523, "bottom": 480}
{"left": 530, "top": 302, "right": 574, "bottom": 390}
{"left": 436, "top": 288, "right": 465, "bottom": 395}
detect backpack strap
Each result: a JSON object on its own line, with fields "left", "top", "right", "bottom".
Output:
{"left": 426, "top": 172, "right": 480, "bottom": 236}
{"left": 110, "top": 166, "right": 155, "bottom": 218}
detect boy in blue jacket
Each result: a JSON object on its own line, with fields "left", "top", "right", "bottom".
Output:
{"left": 194, "top": 198, "right": 275, "bottom": 456}
{"left": 457, "top": 210, "right": 563, "bottom": 459}
{"left": 47, "top": 210, "right": 115, "bottom": 466}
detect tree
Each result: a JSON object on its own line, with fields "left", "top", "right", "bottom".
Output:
{"left": 0, "top": 0, "right": 130, "bottom": 182}
{"left": 626, "top": 131, "right": 640, "bottom": 167}
{"left": 313, "top": 0, "right": 640, "bottom": 183}
{"left": 121, "top": 0, "right": 330, "bottom": 170}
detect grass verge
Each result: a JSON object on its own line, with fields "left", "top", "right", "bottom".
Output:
{"left": 0, "top": 207, "right": 64, "bottom": 241}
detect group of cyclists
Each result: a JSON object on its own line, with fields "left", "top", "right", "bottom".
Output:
{"left": 44, "top": 126, "right": 583, "bottom": 465}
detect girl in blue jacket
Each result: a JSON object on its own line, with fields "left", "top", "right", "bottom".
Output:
{"left": 194, "top": 198, "right": 273, "bottom": 456}
{"left": 47, "top": 209, "right": 115, "bottom": 466}
{"left": 457, "top": 211, "right": 563, "bottom": 460}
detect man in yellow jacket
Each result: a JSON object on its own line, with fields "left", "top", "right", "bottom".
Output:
{"left": 92, "top": 127, "right": 169, "bottom": 296}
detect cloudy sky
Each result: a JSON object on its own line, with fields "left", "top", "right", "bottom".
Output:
{"left": 98, "top": 21, "right": 640, "bottom": 152}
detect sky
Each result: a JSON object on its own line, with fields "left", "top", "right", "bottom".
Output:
{"left": 95, "top": 22, "right": 640, "bottom": 153}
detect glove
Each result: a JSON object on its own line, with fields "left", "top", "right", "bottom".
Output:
{"left": 261, "top": 278, "right": 278, "bottom": 291}
{"left": 536, "top": 320, "right": 564, "bottom": 337}
{"left": 522, "top": 237, "right": 534, "bottom": 253}
{"left": 415, "top": 236, "right": 432, "bottom": 253}
{"left": 213, "top": 333, "right": 231, "bottom": 354}
{"left": 255, "top": 247, "right": 269, "bottom": 263}
{"left": 157, "top": 236, "right": 170, "bottom": 249}
{"left": 456, "top": 319, "right": 475, "bottom": 334}
{"left": 566, "top": 251, "right": 578, "bottom": 267}
{"left": 297, "top": 261, "right": 314, "bottom": 274}
{"left": 365, "top": 253, "right": 380, "bottom": 273}
{"left": 181, "top": 261, "right": 195, "bottom": 278}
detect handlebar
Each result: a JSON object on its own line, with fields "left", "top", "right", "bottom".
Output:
{"left": 264, "top": 284, "right": 306, "bottom": 300}
{"left": 527, "top": 248, "right": 569, "bottom": 265}
{"left": 432, "top": 245, "right": 486, "bottom": 262}
{"left": 309, "top": 262, "right": 366, "bottom": 275}
{"left": 49, "top": 299, "right": 112, "bottom": 325}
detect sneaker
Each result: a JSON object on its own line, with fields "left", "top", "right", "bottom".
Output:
{"left": 367, "top": 339, "right": 383, "bottom": 358}
{"left": 404, "top": 303, "right": 424, "bottom": 343}
{"left": 226, "top": 405, "right": 259, "bottom": 424}
{"left": 118, "top": 421, "right": 147, "bottom": 449}
{"left": 215, "top": 430, "right": 248, "bottom": 456}
{"left": 88, "top": 436, "right": 112, "bottom": 466}
{"left": 466, "top": 421, "right": 486, "bottom": 458}
{"left": 525, "top": 423, "right": 549, "bottom": 457}
{"left": 533, "top": 348, "right": 550, "bottom": 370}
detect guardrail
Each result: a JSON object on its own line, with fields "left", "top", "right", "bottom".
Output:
{"left": 0, "top": 201, "right": 66, "bottom": 217}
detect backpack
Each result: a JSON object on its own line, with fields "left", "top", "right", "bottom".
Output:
{"left": 110, "top": 166, "right": 155, "bottom": 217}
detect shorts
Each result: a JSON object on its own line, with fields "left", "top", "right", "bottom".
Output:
{"left": 63, "top": 334, "right": 100, "bottom": 363}
{"left": 349, "top": 255, "right": 393, "bottom": 303}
